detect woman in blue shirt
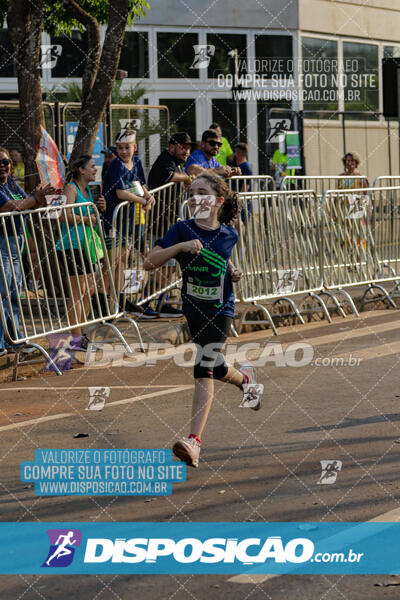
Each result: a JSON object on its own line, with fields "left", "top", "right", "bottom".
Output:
{"left": 145, "top": 173, "right": 264, "bottom": 468}
{"left": 0, "top": 147, "right": 54, "bottom": 355}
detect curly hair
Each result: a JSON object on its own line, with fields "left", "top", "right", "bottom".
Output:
{"left": 342, "top": 152, "right": 361, "bottom": 167}
{"left": 192, "top": 172, "right": 240, "bottom": 225}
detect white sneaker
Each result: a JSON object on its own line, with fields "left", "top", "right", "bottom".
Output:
{"left": 173, "top": 437, "right": 201, "bottom": 468}
{"left": 239, "top": 364, "right": 263, "bottom": 410}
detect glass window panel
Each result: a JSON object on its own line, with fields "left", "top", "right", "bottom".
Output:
{"left": 257, "top": 100, "right": 291, "bottom": 174}
{"left": 206, "top": 33, "right": 247, "bottom": 79}
{"left": 157, "top": 33, "right": 199, "bottom": 79}
{"left": 343, "top": 41, "right": 379, "bottom": 119}
{"left": 211, "top": 98, "right": 247, "bottom": 147}
{"left": 159, "top": 98, "right": 196, "bottom": 141}
{"left": 0, "top": 30, "right": 15, "bottom": 77}
{"left": 119, "top": 32, "right": 149, "bottom": 78}
{"left": 302, "top": 37, "right": 338, "bottom": 118}
{"left": 254, "top": 35, "right": 293, "bottom": 76}
{"left": 384, "top": 46, "right": 400, "bottom": 59}
{"left": 50, "top": 31, "right": 88, "bottom": 78}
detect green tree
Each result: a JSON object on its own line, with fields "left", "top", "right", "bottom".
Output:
{"left": 3, "top": 0, "right": 149, "bottom": 189}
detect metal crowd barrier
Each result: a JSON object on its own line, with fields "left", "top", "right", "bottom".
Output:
{"left": 280, "top": 175, "right": 369, "bottom": 198}
{"left": 110, "top": 181, "right": 186, "bottom": 323}
{"left": 228, "top": 175, "right": 275, "bottom": 193}
{"left": 232, "top": 189, "right": 332, "bottom": 334}
{"left": 320, "top": 186, "right": 400, "bottom": 310}
{"left": 0, "top": 202, "right": 133, "bottom": 380}
{"left": 373, "top": 176, "right": 400, "bottom": 188}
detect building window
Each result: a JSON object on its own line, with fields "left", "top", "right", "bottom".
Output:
{"left": 50, "top": 31, "right": 88, "bottom": 78}
{"left": 257, "top": 100, "right": 292, "bottom": 174}
{"left": 211, "top": 99, "right": 247, "bottom": 147}
{"left": 119, "top": 32, "right": 149, "bottom": 78}
{"left": 0, "top": 30, "right": 15, "bottom": 77}
{"left": 206, "top": 33, "right": 247, "bottom": 78}
{"left": 254, "top": 35, "right": 292, "bottom": 76}
{"left": 384, "top": 46, "right": 400, "bottom": 59}
{"left": 157, "top": 33, "right": 199, "bottom": 79}
{"left": 159, "top": 98, "right": 196, "bottom": 141}
{"left": 302, "top": 37, "right": 338, "bottom": 117}
{"left": 343, "top": 41, "right": 379, "bottom": 118}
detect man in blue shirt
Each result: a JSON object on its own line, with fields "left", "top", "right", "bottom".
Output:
{"left": 185, "top": 130, "right": 241, "bottom": 179}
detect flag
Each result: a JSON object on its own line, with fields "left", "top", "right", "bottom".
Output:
{"left": 35, "top": 128, "right": 65, "bottom": 188}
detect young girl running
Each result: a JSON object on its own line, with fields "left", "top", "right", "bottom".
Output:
{"left": 144, "top": 172, "right": 263, "bottom": 468}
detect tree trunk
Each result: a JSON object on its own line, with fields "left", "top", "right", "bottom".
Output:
{"left": 7, "top": 0, "right": 44, "bottom": 192}
{"left": 69, "top": 0, "right": 130, "bottom": 162}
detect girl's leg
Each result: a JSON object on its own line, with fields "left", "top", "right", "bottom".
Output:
{"left": 83, "top": 275, "right": 94, "bottom": 320}
{"left": 66, "top": 275, "right": 86, "bottom": 336}
{"left": 190, "top": 378, "right": 214, "bottom": 439}
{"left": 220, "top": 366, "right": 244, "bottom": 386}
{"left": 173, "top": 314, "right": 231, "bottom": 468}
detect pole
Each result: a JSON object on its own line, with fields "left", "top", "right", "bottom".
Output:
{"left": 229, "top": 49, "right": 240, "bottom": 145}
{"left": 397, "top": 67, "right": 400, "bottom": 174}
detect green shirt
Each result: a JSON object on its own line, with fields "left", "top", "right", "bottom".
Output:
{"left": 216, "top": 137, "right": 233, "bottom": 165}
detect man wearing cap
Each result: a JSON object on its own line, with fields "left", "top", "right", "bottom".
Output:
{"left": 148, "top": 132, "right": 192, "bottom": 190}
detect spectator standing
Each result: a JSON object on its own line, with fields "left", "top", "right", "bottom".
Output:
{"left": 0, "top": 147, "right": 54, "bottom": 356}
{"left": 148, "top": 132, "right": 192, "bottom": 190}
{"left": 338, "top": 152, "right": 369, "bottom": 189}
{"left": 232, "top": 143, "right": 252, "bottom": 189}
{"left": 101, "top": 146, "right": 116, "bottom": 185}
{"left": 56, "top": 155, "right": 106, "bottom": 351}
{"left": 148, "top": 133, "right": 193, "bottom": 319}
{"left": 185, "top": 130, "right": 241, "bottom": 179}
{"left": 209, "top": 122, "right": 233, "bottom": 166}
{"left": 102, "top": 130, "right": 157, "bottom": 318}
{"left": 10, "top": 149, "right": 25, "bottom": 190}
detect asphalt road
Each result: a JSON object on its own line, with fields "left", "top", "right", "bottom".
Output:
{"left": 1, "top": 308, "right": 400, "bottom": 598}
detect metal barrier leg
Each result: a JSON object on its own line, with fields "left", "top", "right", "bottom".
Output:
{"left": 230, "top": 323, "right": 239, "bottom": 338}
{"left": 307, "top": 293, "right": 332, "bottom": 323}
{"left": 270, "top": 297, "right": 305, "bottom": 325}
{"left": 333, "top": 289, "right": 359, "bottom": 317}
{"left": 237, "top": 302, "right": 277, "bottom": 335}
{"left": 318, "top": 291, "right": 347, "bottom": 318}
{"left": 12, "top": 342, "right": 62, "bottom": 381}
{"left": 114, "top": 316, "right": 146, "bottom": 353}
{"left": 360, "top": 284, "right": 396, "bottom": 311}
{"left": 89, "top": 320, "right": 145, "bottom": 354}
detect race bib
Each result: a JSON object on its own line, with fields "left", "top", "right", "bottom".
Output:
{"left": 186, "top": 281, "right": 223, "bottom": 302}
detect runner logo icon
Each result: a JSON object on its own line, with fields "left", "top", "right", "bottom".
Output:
{"left": 42, "top": 529, "right": 82, "bottom": 567}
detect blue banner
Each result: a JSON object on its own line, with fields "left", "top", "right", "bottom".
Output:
{"left": 1, "top": 522, "right": 400, "bottom": 574}
{"left": 20, "top": 449, "right": 185, "bottom": 496}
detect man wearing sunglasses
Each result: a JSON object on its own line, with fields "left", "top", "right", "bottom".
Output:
{"left": 185, "top": 129, "right": 241, "bottom": 179}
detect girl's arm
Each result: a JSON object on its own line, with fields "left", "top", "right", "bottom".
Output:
{"left": 116, "top": 188, "right": 147, "bottom": 206}
{"left": 144, "top": 239, "right": 203, "bottom": 271}
{"left": 63, "top": 184, "right": 95, "bottom": 226}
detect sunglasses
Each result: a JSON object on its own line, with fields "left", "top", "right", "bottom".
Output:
{"left": 206, "top": 140, "right": 222, "bottom": 148}
{"left": 0, "top": 159, "right": 11, "bottom": 167}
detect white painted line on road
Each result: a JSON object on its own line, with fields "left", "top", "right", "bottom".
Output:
{"left": 281, "top": 318, "right": 400, "bottom": 351}
{"left": 228, "top": 574, "right": 278, "bottom": 584}
{"left": 0, "top": 385, "right": 186, "bottom": 392}
{"left": 229, "top": 507, "right": 400, "bottom": 584}
{"left": 0, "top": 385, "right": 193, "bottom": 432}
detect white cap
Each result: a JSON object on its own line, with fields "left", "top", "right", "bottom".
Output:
{"left": 115, "top": 130, "right": 136, "bottom": 144}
